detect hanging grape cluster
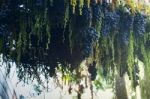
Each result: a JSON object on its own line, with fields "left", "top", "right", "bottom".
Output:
{"left": 77, "top": 5, "right": 91, "bottom": 27}
{"left": 0, "top": 6, "right": 10, "bottom": 21}
{"left": 88, "top": 61, "right": 97, "bottom": 80}
{"left": 101, "top": 10, "right": 120, "bottom": 37}
{"left": 119, "top": 11, "right": 134, "bottom": 46}
{"left": 80, "top": 27, "right": 98, "bottom": 58}
{"left": 133, "top": 13, "right": 146, "bottom": 38}
{"left": 92, "top": 4, "right": 102, "bottom": 23}
{"left": 0, "top": 3, "right": 10, "bottom": 36}
{"left": 0, "top": 25, "right": 8, "bottom": 37}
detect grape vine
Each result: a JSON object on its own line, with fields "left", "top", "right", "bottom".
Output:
{"left": 0, "top": 1, "right": 150, "bottom": 92}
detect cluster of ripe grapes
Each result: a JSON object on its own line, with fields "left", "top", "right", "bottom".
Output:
{"left": 0, "top": 5, "right": 10, "bottom": 21}
{"left": 133, "top": 13, "right": 146, "bottom": 38}
{"left": 79, "top": 5, "right": 91, "bottom": 27}
{"left": 0, "top": 4, "right": 10, "bottom": 36}
{"left": 92, "top": 4, "right": 102, "bottom": 23}
{"left": 88, "top": 61, "right": 97, "bottom": 80}
{"left": 35, "top": 0, "right": 43, "bottom": 7}
{"left": 101, "top": 11, "right": 120, "bottom": 37}
{"left": 119, "top": 12, "right": 134, "bottom": 46}
{"left": 80, "top": 27, "right": 98, "bottom": 58}
{"left": 0, "top": 25, "right": 9, "bottom": 36}
{"left": 0, "top": 3, "right": 13, "bottom": 55}
{"left": 90, "top": 0, "right": 97, "bottom": 6}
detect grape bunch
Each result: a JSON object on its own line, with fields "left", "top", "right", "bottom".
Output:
{"left": 0, "top": 25, "right": 8, "bottom": 36}
{"left": 119, "top": 11, "right": 134, "bottom": 32}
{"left": 101, "top": 11, "right": 119, "bottom": 37}
{"left": 133, "top": 13, "right": 146, "bottom": 38}
{"left": 92, "top": 4, "right": 102, "bottom": 23}
{"left": 80, "top": 27, "right": 98, "bottom": 58}
{"left": 101, "top": 11, "right": 111, "bottom": 37}
{"left": 124, "top": 15, "right": 134, "bottom": 29}
{"left": 0, "top": 5, "right": 10, "bottom": 22}
{"left": 111, "top": 12, "right": 120, "bottom": 29}
{"left": 90, "top": 0, "right": 97, "bottom": 6}
{"left": 119, "top": 12, "right": 134, "bottom": 46}
{"left": 88, "top": 61, "right": 97, "bottom": 80}
{"left": 0, "top": 24, "right": 11, "bottom": 55}
{"left": 35, "top": 0, "right": 43, "bottom": 7}
{"left": 102, "top": 0, "right": 109, "bottom": 9}
{"left": 80, "top": 5, "right": 91, "bottom": 27}
{"left": 90, "top": 0, "right": 98, "bottom": 6}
